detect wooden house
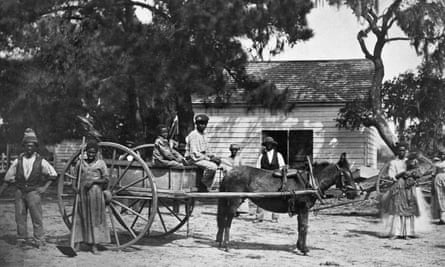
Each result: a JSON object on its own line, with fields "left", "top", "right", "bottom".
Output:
{"left": 193, "top": 59, "right": 379, "bottom": 169}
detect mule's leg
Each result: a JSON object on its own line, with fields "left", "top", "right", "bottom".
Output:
{"left": 216, "top": 199, "right": 227, "bottom": 246}
{"left": 222, "top": 199, "right": 240, "bottom": 252}
{"left": 296, "top": 209, "right": 310, "bottom": 255}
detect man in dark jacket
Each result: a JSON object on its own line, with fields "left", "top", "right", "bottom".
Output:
{"left": 0, "top": 128, "right": 57, "bottom": 248}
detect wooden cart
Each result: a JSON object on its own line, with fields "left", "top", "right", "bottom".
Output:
{"left": 57, "top": 142, "right": 317, "bottom": 250}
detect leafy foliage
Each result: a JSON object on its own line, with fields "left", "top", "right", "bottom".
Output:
{"left": 332, "top": 0, "right": 445, "bottom": 153}
{"left": 0, "top": 0, "right": 314, "bottom": 145}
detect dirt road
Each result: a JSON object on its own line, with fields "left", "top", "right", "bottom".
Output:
{"left": 1, "top": 192, "right": 444, "bottom": 267}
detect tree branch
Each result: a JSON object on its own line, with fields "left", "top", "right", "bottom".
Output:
{"left": 388, "top": 16, "right": 397, "bottom": 29}
{"left": 363, "top": 10, "right": 380, "bottom": 36}
{"left": 385, "top": 37, "right": 411, "bottom": 42}
{"left": 357, "top": 29, "right": 374, "bottom": 60}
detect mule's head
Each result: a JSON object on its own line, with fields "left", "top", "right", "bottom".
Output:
{"left": 334, "top": 153, "right": 358, "bottom": 199}
{"left": 336, "top": 164, "right": 359, "bottom": 199}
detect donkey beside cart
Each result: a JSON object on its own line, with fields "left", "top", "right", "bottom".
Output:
{"left": 57, "top": 142, "right": 359, "bottom": 255}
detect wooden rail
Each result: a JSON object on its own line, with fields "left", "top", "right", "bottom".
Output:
{"left": 119, "top": 186, "right": 318, "bottom": 199}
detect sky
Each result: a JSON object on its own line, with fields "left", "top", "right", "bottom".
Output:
{"left": 268, "top": 3, "right": 422, "bottom": 80}
{"left": 134, "top": 1, "right": 422, "bottom": 81}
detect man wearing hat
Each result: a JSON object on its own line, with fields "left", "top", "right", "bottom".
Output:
{"left": 227, "top": 144, "right": 243, "bottom": 167}
{"left": 185, "top": 114, "right": 225, "bottom": 190}
{"left": 254, "top": 136, "right": 286, "bottom": 223}
{"left": 0, "top": 128, "right": 58, "bottom": 248}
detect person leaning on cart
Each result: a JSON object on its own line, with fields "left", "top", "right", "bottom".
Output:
{"left": 0, "top": 128, "right": 58, "bottom": 248}
{"left": 73, "top": 140, "right": 110, "bottom": 254}
{"left": 185, "top": 114, "right": 227, "bottom": 191}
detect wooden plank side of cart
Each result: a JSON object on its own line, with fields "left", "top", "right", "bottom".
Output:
{"left": 104, "top": 159, "right": 318, "bottom": 199}
{"left": 103, "top": 159, "right": 200, "bottom": 194}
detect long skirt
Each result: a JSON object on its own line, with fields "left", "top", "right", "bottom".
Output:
{"left": 74, "top": 184, "right": 110, "bottom": 244}
{"left": 432, "top": 173, "right": 445, "bottom": 220}
{"left": 380, "top": 178, "right": 419, "bottom": 217}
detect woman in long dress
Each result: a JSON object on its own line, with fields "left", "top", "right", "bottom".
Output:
{"left": 74, "top": 141, "right": 110, "bottom": 254}
{"left": 432, "top": 150, "right": 445, "bottom": 224}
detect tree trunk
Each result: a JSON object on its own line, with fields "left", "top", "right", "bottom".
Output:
{"left": 126, "top": 75, "right": 140, "bottom": 141}
{"left": 175, "top": 91, "right": 194, "bottom": 144}
{"left": 367, "top": 58, "right": 398, "bottom": 154}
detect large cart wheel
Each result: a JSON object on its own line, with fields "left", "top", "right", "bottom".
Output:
{"left": 132, "top": 144, "right": 194, "bottom": 237}
{"left": 57, "top": 142, "right": 158, "bottom": 250}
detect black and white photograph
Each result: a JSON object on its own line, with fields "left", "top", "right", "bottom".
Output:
{"left": 1, "top": 0, "right": 445, "bottom": 266}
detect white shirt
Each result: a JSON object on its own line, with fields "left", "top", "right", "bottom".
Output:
{"left": 256, "top": 149, "right": 285, "bottom": 169}
{"left": 4, "top": 153, "right": 57, "bottom": 182}
{"left": 185, "top": 129, "right": 211, "bottom": 162}
{"left": 387, "top": 158, "right": 407, "bottom": 181}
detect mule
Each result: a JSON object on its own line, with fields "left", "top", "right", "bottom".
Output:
{"left": 216, "top": 154, "right": 359, "bottom": 254}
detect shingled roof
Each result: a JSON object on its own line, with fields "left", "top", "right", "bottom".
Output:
{"left": 194, "top": 59, "right": 374, "bottom": 104}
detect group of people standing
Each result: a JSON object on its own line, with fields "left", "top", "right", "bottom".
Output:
{"left": 4, "top": 117, "right": 445, "bottom": 254}
{"left": 0, "top": 129, "right": 112, "bottom": 254}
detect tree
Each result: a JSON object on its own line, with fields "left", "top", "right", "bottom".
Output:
{"left": 332, "top": 0, "right": 445, "bottom": 154}
{"left": 380, "top": 68, "right": 445, "bottom": 156}
{"left": 0, "top": 0, "right": 314, "bottom": 144}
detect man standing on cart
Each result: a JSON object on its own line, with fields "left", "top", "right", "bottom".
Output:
{"left": 185, "top": 114, "right": 226, "bottom": 191}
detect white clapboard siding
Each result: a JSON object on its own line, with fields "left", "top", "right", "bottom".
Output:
{"left": 365, "top": 127, "right": 379, "bottom": 167}
{"left": 194, "top": 105, "right": 375, "bottom": 168}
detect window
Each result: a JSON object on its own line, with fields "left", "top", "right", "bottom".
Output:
{"left": 262, "top": 130, "right": 313, "bottom": 169}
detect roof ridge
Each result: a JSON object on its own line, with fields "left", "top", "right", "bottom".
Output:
{"left": 247, "top": 58, "right": 372, "bottom": 63}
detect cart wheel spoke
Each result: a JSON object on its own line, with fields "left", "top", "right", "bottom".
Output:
{"left": 156, "top": 206, "right": 169, "bottom": 233}
{"left": 159, "top": 198, "right": 183, "bottom": 222}
{"left": 110, "top": 204, "right": 137, "bottom": 239}
{"left": 130, "top": 200, "right": 147, "bottom": 229}
{"left": 149, "top": 199, "right": 194, "bottom": 237}
{"left": 108, "top": 207, "right": 120, "bottom": 248}
{"left": 111, "top": 200, "right": 149, "bottom": 223}
{"left": 112, "top": 159, "right": 136, "bottom": 191}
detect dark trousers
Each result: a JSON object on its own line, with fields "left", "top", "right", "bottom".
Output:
{"left": 14, "top": 189, "right": 44, "bottom": 241}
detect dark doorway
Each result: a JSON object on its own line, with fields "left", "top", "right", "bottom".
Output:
{"left": 262, "top": 130, "right": 313, "bottom": 169}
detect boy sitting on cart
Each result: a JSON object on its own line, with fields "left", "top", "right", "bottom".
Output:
{"left": 185, "top": 114, "right": 229, "bottom": 191}
{"left": 153, "top": 125, "right": 186, "bottom": 167}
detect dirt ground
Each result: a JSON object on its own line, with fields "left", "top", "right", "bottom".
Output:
{"left": 1, "top": 188, "right": 445, "bottom": 267}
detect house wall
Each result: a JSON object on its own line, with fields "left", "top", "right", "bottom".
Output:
{"left": 365, "top": 127, "right": 379, "bottom": 168}
{"left": 194, "top": 104, "right": 377, "bottom": 169}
